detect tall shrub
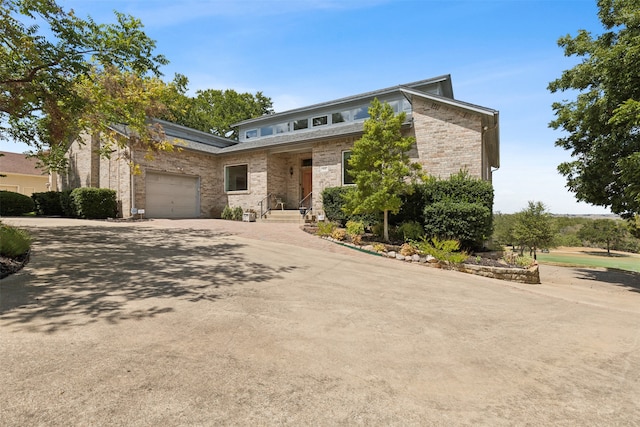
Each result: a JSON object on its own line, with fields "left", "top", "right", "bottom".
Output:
{"left": 71, "top": 188, "right": 117, "bottom": 219}
{"left": 421, "top": 171, "right": 494, "bottom": 249}
{"left": 423, "top": 202, "right": 492, "bottom": 249}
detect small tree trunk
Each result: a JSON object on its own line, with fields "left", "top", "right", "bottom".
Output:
{"left": 383, "top": 209, "right": 389, "bottom": 242}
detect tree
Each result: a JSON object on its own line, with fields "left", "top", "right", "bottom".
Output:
{"left": 343, "top": 98, "right": 423, "bottom": 242}
{"left": 512, "top": 201, "right": 555, "bottom": 259}
{"left": 168, "top": 89, "right": 274, "bottom": 139}
{"left": 0, "top": 0, "right": 169, "bottom": 167}
{"left": 492, "top": 212, "right": 517, "bottom": 248}
{"left": 548, "top": 0, "right": 640, "bottom": 219}
{"left": 577, "top": 218, "right": 625, "bottom": 255}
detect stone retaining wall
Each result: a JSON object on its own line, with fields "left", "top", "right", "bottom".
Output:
{"left": 448, "top": 263, "right": 540, "bottom": 285}
{"left": 320, "top": 235, "right": 541, "bottom": 285}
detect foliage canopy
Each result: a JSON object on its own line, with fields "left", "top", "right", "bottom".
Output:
{"left": 166, "top": 89, "right": 274, "bottom": 140}
{"left": 512, "top": 201, "right": 556, "bottom": 258}
{"left": 0, "top": 0, "right": 172, "bottom": 170}
{"left": 548, "top": 0, "right": 640, "bottom": 218}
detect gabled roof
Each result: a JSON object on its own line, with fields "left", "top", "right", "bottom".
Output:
{"left": 0, "top": 151, "right": 46, "bottom": 176}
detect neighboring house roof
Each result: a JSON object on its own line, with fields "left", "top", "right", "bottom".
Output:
{"left": 0, "top": 151, "right": 46, "bottom": 176}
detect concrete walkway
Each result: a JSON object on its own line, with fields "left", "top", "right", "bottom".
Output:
{"left": 1, "top": 218, "right": 639, "bottom": 425}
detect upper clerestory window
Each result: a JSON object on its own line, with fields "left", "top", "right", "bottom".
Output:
{"left": 312, "top": 116, "right": 328, "bottom": 127}
{"left": 293, "top": 119, "right": 308, "bottom": 131}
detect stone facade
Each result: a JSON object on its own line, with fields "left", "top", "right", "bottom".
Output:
{"left": 410, "top": 98, "right": 485, "bottom": 180}
{"left": 59, "top": 133, "right": 100, "bottom": 189}
{"left": 59, "top": 77, "right": 498, "bottom": 219}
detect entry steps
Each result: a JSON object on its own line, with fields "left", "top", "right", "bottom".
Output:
{"left": 260, "top": 209, "right": 305, "bottom": 223}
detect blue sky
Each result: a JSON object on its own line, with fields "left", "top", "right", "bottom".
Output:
{"left": 1, "top": 0, "right": 610, "bottom": 214}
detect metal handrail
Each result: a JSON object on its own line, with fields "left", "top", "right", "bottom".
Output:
{"left": 259, "top": 193, "right": 273, "bottom": 218}
{"left": 298, "top": 192, "right": 312, "bottom": 215}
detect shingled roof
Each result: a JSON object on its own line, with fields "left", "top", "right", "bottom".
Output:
{"left": 0, "top": 151, "right": 46, "bottom": 176}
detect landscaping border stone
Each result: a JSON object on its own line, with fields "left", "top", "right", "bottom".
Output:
{"left": 319, "top": 234, "right": 541, "bottom": 285}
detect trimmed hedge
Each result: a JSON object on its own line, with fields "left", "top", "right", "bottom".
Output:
{"left": 423, "top": 201, "right": 492, "bottom": 248}
{"left": 0, "top": 191, "right": 35, "bottom": 216}
{"left": 32, "top": 191, "right": 64, "bottom": 216}
{"left": 70, "top": 188, "right": 117, "bottom": 219}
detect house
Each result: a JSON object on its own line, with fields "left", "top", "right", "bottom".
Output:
{"left": 59, "top": 74, "right": 499, "bottom": 219}
{"left": 0, "top": 151, "right": 55, "bottom": 195}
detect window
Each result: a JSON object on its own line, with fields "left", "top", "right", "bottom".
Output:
{"left": 293, "top": 119, "right": 308, "bottom": 131}
{"left": 225, "top": 164, "right": 248, "bottom": 192}
{"left": 353, "top": 106, "right": 369, "bottom": 120}
{"left": 245, "top": 129, "right": 257, "bottom": 139}
{"left": 342, "top": 151, "right": 354, "bottom": 185}
{"left": 388, "top": 100, "right": 400, "bottom": 113}
{"left": 275, "top": 123, "right": 289, "bottom": 134}
{"left": 260, "top": 126, "right": 273, "bottom": 137}
{"left": 312, "top": 115, "right": 328, "bottom": 127}
{"left": 332, "top": 111, "right": 350, "bottom": 124}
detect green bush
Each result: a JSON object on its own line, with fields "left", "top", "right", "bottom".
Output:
{"left": 232, "top": 206, "right": 244, "bottom": 221}
{"left": 345, "top": 220, "right": 364, "bottom": 237}
{"left": 321, "top": 186, "right": 380, "bottom": 227}
{"left": 397, "top": 220, "right": 425, "bottom": 242}
{"left": 423, "top": 201, "right": 492, "bottom": 250}
{"left": 60, "top": 190, "right": 76, "bottom": 217}
{"left": 416, "top": 237, "right": 468, "bottom": 264}
{"left": 0, "top": 223, "right": 31, "bottom": 257}
{"left": 32, "top": 191, "right": 64, "bottom": 216}
{"left": 70, "top": 188, "right": 117, "bottom": 219}
{"left": 221, "top": 205, "right": 233, "bottom": 220}
{"left": 317, "top": 221, "right": 337, "bottom": 237}
{"left": 0, "top": 191, "right": 35, "bottom": 216}
{"left": 321, "top": 186, "right": 352, "bottom": 226}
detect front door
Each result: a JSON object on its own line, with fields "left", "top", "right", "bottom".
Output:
{"left": 301, "top": 168, "right": 312, "bottom": 208}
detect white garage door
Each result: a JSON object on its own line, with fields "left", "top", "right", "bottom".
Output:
{"left": 145, "top": 172, "right": 200, "bottom": 218}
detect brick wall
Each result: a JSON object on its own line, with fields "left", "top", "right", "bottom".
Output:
{"left": 312, "top": 136, "right": 355, "bottom": 213}
{"left": 219, "top": 150, "right": 268, "bottom": 214}
{"left": 410, "top": 98, "right": 484, "bottom": 180}
{"left": 59, "top": 133, "right": 97, "bottom": 189}
{"left": 131, "top": 146, "right": 222, "bottom": 218}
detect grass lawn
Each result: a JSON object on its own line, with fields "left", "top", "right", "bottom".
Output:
{"left": 537, "top": 248, "right": 640, "bottom": 273}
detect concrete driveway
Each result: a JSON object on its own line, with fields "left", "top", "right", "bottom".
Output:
{"left": 1, "top": 218, "right": 639, "bottom": 425}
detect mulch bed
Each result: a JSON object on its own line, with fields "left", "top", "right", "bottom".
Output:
{"left": 0, "top": 251, "right": 30, "bottom": 280}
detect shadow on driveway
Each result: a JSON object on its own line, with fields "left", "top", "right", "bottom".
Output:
{"left": 0, "top": 226, "right": 298, "bottom": 333}
{"left": 573, "top": 268, "right": 640, "bottom": 294}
